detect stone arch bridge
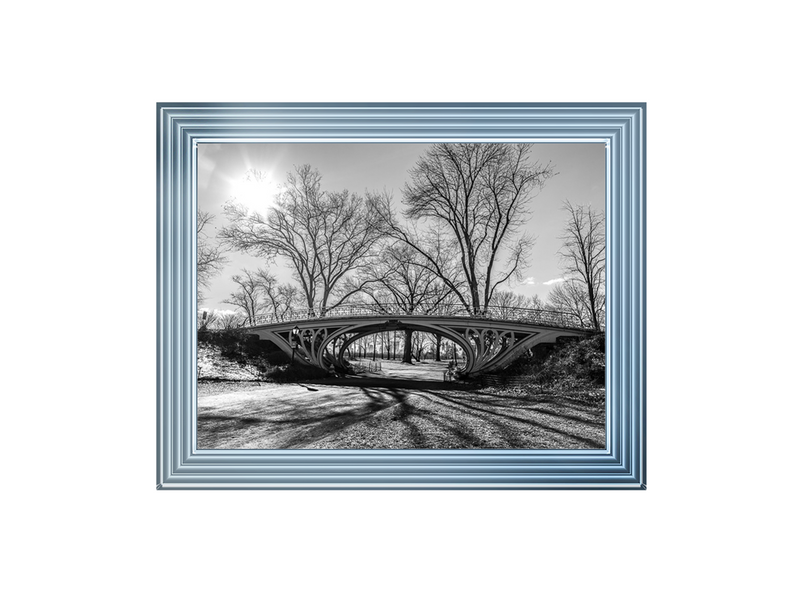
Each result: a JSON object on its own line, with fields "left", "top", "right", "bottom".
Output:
{"left": 242, "top": 304, "right": 594, "bottom": 377}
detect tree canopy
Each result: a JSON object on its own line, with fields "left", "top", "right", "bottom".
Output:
{"left": 219, "top": 164, "right": 388, "bottom": 314}
{"left": 383, "top": 143, "right": 554, "bottom": 313}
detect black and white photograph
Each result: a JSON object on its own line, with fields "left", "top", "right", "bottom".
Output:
{"left": 196, "top": 142, "right": 606, "bottom": 450}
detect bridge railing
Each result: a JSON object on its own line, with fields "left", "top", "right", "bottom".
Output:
{"left": 249, "top": 304, "right": 586, "bottom": 330}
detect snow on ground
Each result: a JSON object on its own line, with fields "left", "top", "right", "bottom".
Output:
{"left": 197, "top": 342, "right": 266, "bottom": 381}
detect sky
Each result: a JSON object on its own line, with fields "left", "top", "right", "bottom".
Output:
{"left": 197, "top": 142, "right": 605, "bottom": 313}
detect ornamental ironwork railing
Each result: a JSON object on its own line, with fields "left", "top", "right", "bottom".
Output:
{"left": 247, "top": 303, "right": 586, "bottom": 330}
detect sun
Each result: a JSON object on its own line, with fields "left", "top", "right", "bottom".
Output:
{"left": 229, "top": 168, "right": 279, "bottom": 213}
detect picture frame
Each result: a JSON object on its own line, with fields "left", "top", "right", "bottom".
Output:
{"left": 157, "top": 102, "right": 645, "bottom": 489}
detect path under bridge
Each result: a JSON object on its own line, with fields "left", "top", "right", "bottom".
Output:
{"left": 242, "top": 304, "right": 594, "bottom": 377}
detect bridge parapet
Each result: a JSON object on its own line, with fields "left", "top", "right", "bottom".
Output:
{"left": 251, "top": 303, "right": 584, "bottom": 330}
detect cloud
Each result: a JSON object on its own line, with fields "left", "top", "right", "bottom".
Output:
{"left": 522, "top": 277, "right": 536, "bottom": 286}
{"left": 542, "top": 277, "right": 566, "bottom": 286}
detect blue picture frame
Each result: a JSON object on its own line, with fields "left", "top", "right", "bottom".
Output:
{"left": 157, "top": 103, "right": 646, "bottom": 489}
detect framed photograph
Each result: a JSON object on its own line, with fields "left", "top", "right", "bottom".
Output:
{"left": 157, "top": 103, "right": 645, "bottom": 489}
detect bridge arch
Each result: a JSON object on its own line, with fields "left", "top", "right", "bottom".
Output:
{"left": 326, "top": 321, "right": 476, "bottom": 373}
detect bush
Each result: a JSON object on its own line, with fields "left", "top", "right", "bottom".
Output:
{"left": 502, "top": 333, "right": 605, "bottom": 389}
{"left": 198, "top": 328, "right": 289, "bottom": 377}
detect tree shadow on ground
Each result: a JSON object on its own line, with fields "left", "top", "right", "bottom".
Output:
{"left": 197, "top": 386, "right": 408, "bottom": 449}
{"left": 422, "top": 391, "right": 604, "bottom": 449}
{"left": 302, "top": 387, "right": 605, "bottom": 450}
{"left": 198, "top": 383, "right": 605, "bottom": 450}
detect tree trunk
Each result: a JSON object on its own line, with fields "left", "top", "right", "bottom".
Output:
{"left": 401, "top": 329, "right": 413, "bottom": 364}
{"left": 435, "top": 334, "right": 441, "bottom": 361}
{"left": 587, "top": 282, "right": 600, "bottom": 331}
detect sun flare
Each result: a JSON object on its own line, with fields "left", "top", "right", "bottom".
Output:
{"left": 229, "top": 168, "right": 279, "bottom": 213}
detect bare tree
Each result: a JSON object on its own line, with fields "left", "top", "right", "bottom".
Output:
{"left": 382, "top": 143, "right": 553, "bottom": 314}
{"left": 197, "top": 308, "right": 219, "bottom": 331}
{"left": 360, "top": 243, "right": 454, "bottom": 363}
{"left": 223, "top": 269, "right": 265, "bottom": 326}
{"left": 548, "top": 280, "right": 592, "bottom": 328}
{"left": 220, "top": 164, "right": 388, "bottom": 314}
{"left": 558, "top": 201, "right": 605, "bottom": 331}
{"left": 488, "top": 290, "right": 543, "bottom": 319}
{"left": 217, "top": 310, "right": 246, "bottom": 330}
{"left": 361, "top": 244, "right": 452, "bottom": 313}
{"left": 256, "top": 268, "right": 303, "bottom": 321}
{"left": 197, "top": 210, "right": 226, "bottom": 302}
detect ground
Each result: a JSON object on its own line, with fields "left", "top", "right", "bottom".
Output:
{"left": 197, "top": 359, "right": 605, "bottom": 450}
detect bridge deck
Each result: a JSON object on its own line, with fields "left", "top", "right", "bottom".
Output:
{"left": 247, "top": 303, "right": 591, "bottom": 333}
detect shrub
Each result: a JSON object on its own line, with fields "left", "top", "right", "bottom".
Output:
{"left": 501, "top": 333, "right": 605, "bottom": 389}
{"left": 198, "top": 328, "right": 289, "bottom": 377}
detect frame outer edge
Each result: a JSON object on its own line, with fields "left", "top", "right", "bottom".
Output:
{"left": 156, "top": 103, "right": 646, "bottom": 489}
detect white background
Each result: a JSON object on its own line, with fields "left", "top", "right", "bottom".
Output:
{"left": 3, "top": 2, "right": 801, "bottom": 601}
